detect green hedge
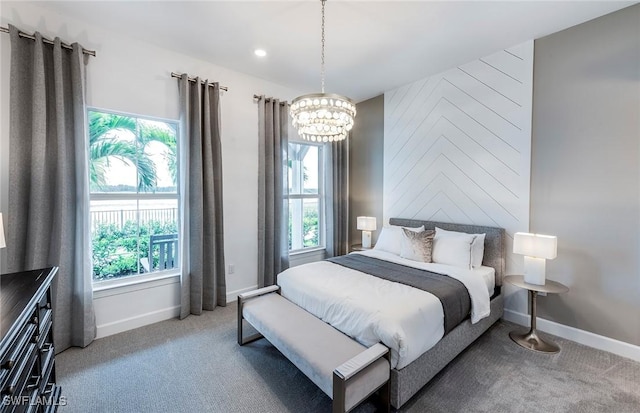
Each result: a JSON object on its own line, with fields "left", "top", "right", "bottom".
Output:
{"left": 288, "top": 207, "right": 319, "bottom": 250}
{"left": 92, "top": 220, "right": 177, "bottom": 281}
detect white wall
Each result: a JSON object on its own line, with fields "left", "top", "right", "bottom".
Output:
{"left": 383, "top": 41, "right": 534, "bottom": 313}
{"left": 381, "top": 26, "right": 640, "bottom": 360}
{"left": 0, "top": 2, "right": 304, "bottom": 337}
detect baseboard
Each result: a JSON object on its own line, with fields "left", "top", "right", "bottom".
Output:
{"left": 96, "top": 305, "right": 181, "bottom": 339}
{"left": 95, "top": 285, "right": 258, "bottom": 338}
{"left": 503, "top": 309, "right": 640, "bottom": 363}
{"left": 226, "top": 285, "right": 258, "bottom": 304}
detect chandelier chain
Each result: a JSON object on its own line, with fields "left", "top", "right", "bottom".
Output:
{"left": 321, "top": 0, "right": 326, "bottom": 93}
{"left": 289, "top": 0, "right": 356, "bottom": 143}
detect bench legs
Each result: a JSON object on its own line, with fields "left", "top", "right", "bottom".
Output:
{"left": 237, "top": 285, "right": 280, "bottom": 345}
{"left": 332, "top": 345, "right": 391, "bottom": 413}
{"left": 378, "top": 380, "right": 391, "bottom": 413}
{"left": 332, "top": 371, "right": 390, "bottom": 413}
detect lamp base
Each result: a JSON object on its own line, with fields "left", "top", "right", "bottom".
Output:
{"left": 523, "top": 256, "right": 546, "bottom": 285}
{"left": 509, "top": 330, "right": 560, "bottom": 353}
{"left": 361, "top": 231, "right": 372, "bottom": 249}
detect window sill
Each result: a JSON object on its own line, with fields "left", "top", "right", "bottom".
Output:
{"left": 289, "top": 247, "right": 326, "bottom": 257}
{"left": 289, "top": 247, "right": 326, "bottom": 268}
{"left": 93, "top": 271, "right": 180, "bottom": 298}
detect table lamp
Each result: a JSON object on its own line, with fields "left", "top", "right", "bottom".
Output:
{"left": 513, "top": 232, "right": 557, "bottom": 285}
{"left": 0, "top": 213, "right": 5, "bottom": 249}
{"left": 356, "top": 216, "right": 376, "bottom": 249}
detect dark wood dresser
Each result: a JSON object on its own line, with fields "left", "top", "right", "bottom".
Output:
{"left": 1, "top": 267, "right": 62, "bottom": 412}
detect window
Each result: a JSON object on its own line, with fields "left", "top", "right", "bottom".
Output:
{"left": 88, "top": 109, "right": 179, "bottom": 282}
{"left": 288, "top": 141, "right": 324, "bottom": 251}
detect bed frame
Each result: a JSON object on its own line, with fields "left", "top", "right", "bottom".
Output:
{"left": 387, "top": 218, "right": 505, "bottom": 408}
{"left": 240, "top": 219, "right": 505, "bottom": 410}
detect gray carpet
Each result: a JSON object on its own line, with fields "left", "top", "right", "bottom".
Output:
{"left": 57, "top": 303, "right": 640, "bottom": 413}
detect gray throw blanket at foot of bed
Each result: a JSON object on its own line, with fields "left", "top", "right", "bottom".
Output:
{"left": 326, "top": 255, "right": 471, "bottom": 334}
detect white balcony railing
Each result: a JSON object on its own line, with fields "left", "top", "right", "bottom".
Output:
{"left": 90, "top": 208, "right": 178, "bottom": 233}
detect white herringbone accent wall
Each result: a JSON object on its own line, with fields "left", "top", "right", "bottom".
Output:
{"left": 384, "top": 41, "right": 533, "bottom": 272}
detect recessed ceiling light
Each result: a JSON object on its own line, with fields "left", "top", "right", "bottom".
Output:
{"left": 254, "top": 49, "right": 267, "bottom": 57}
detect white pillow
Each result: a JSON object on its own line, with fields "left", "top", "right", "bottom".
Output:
{"left": 374, "top": 225, "right": 425, "bottom": 256}
{"left": 432, "top": 230, "right": 476, "bottom": 269}
{"left": 435, "top": 227, "right": 486, "bottom": 268}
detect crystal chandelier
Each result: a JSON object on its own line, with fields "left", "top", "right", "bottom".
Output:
{"left": 290, "top": 0, "right": 356, "bottom": 143}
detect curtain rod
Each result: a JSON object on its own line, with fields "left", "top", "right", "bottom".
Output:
{"left": 253, "top": 94, "right": 287, "bottom": 105}
{"left": 171, "top": 72, "right": 228, "bottom": 91}
{"left": 0, "top": 26, "right": 96, "bottom": 56}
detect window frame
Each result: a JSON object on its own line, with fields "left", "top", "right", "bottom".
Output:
{"left": 87, "top": 107, "right": 181, "bottom": 289}
{"left": 287, "top": 140, "right": 325, "bottom": 254}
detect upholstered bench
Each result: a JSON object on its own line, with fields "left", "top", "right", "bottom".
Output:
{"left": 238, "top": 286, "right": 390, "bottom": 413}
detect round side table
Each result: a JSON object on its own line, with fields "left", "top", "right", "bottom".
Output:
{"left": 350, "top": 244, "right": 373, "bottom": 252}
{"left": 504, "top": 275, "right": 569, "bottom": 353}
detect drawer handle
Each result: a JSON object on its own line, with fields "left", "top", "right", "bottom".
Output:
{"left": 1, "top": 324, "right": 37, "bottom": 370}
{"left": 26, "top": 375, "right": 41, "bottom": 391}
{"left": 39, "top": 302, "right": 51, "bottom": 310}
{"left": 2, "top": 383, "right": 15, "bottom": 396}
{"left": 1, "top": 344, "right": 35, "bottom": 395}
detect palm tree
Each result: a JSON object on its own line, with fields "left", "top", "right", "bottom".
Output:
{"left": 89, "top": 112, "right": 176, "bottom": 191}
{"left": 136, "top": 122, "right": 178, "bottom": 185}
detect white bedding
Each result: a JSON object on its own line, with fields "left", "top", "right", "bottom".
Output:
{"left": 277, "top": 249, "right": 492, "bottom": 369}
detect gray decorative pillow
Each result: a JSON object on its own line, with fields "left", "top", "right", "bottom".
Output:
{"left": 400, "top": 229, "right": 435, "bottom": 262}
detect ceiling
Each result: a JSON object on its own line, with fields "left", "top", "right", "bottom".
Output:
{"left": 32, "top": 1, "right": 634, "bottom": 102}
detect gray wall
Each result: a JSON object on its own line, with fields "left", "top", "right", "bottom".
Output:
{"left": 531, "top": 4, "right": 640, "bottom": 345}
{"left": 349, "top": 95, "right": 384, "bottom": 248}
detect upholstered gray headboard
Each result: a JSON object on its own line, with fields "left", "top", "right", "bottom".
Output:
{"left": 389, "top": 218, "right": 506, "bottom": 287}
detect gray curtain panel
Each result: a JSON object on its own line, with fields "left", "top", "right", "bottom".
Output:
{"left": 257, "top": 97, "right": 289, "bottom": 287}
{"left": 178, "top": 74, "right": 226, "bottom": 319}
{"left": 326, "top": 139, "right": 349, "bottom": 257}
{"left": 7, "top": 25, "right": 95, "bottom": 350}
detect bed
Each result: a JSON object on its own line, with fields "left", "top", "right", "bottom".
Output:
{"left": 276, "top": 218, "right": 505, "bottom": 408}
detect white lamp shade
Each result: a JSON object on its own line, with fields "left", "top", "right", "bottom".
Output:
{"left": 356, "top": 216, "right": 377, "bottom": 231}
{"left": 0, "top": 213, "right": 5, "bottom": 249}
{"left": 513, "top": 232, "right": 557, "bottom": 259}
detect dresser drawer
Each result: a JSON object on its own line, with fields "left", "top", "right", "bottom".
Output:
{"left": 42, "top": 384, "right": 61, "bottom": 413}
{"left": 1, "top": 268, "right": 59, "bottom": 413}
{"left": 1, "top": 323, "right": 37, "bottom": 373}
{"left": 0, "top": 344, "right": 38, "bottom": 413}
{"left": 36, "top": 312, "right": 52, "bottom": 351}
{"left": 23, "top": 389, "right": 40, "bottom": 413}
{"left": 38, "top": 346, "right": 55, "bottom": 395}
{"left": 1, "top": 343, "right": 37, "bottom": 397}
{"left": 37, "top": 295, "right": 52, "bottom": 328}
{"left": 0, "top": 323, "right": 37, "bottom": 396}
